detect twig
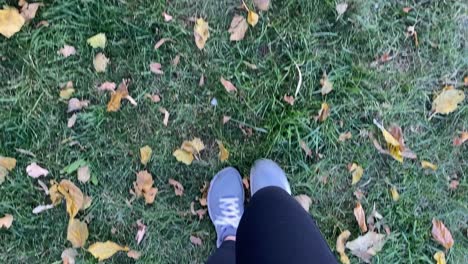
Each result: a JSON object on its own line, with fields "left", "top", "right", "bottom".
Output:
{"left": 294, "top": 63, "right": 302, "bottom": 97}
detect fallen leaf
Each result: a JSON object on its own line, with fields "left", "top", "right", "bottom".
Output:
{"left": 254, "top": 0, "right": 270, "bottom": 11}
{"left": 49, "top": 180, "right": 63, "bottom": 205}
{"left": 299, "top": 140, "right": 312, "bottom": 157}
{"left": 247, "top": 10, "right": 259, "bottom": 27}
{"left": 421, "top": 161, "right": 437, "bottom": 171}
{"left": 433, "top": 251, "right": 446, "bottom": 264}
{"left": 390, "top": 187, "right": 399, "bottom": 201}
{"left": 32, "top": 204, "right": 54, "bottom": 214}
{"left": 67, "top": 113, "right": 77, "bottom": 128}
{"left": 242, "top": 177, "right": 250, "bottom": 190}
{"left": 0, "top": 167, "right": 8, "bottom": 185}
{"left": 67, "top": 218, "right": 88, "bottom": 248}
{"left": 93, "top": 52, "right": 109, "bottom": 72}
{"left": 61, "top": 248, "right": 78, "bottom": 264}
{"left": 348, "top": 163, "right": 364, "bottom": 185}
{"left": 135, "top": 220, "right": 146, "bottom": 245}
{"left": 60, "top": 88, "right": 75, "bottom": 100}
{"left": 320, "top": 73, "right": 333, "bottom": 95}
{"left": 133, "top": 171, "right": 158, "bottom": 204}
{"left": 354, "top": 189, "right": 365, "bottom": 200}
{"left": 314, "top": 102, "right": 330, "bottom": 122}
{"left": 77, "top": 166, "right": 90, "bottom": 183}
{"left": 194, "top": 18, "right": 209, "bottom": 49}
{"left": 243, "top": 61, "right": 258, "bottom": 69}
{"left": 220, "top": 77, "right": 237, "bottom": 93}
{"left": 402, "top": 7, "right": 412, "bottom": 13}
{"left": 339, "top": 132, "right": 352, "bottom": 142}
{"left": 0, "top": 214, "right": 13, "bottom": 229}
{"left": 0, "top": 7, "right": 25, "bottom": 38}
{"left": 82, "top": 195, "right": 92, "bottom": 210}
{"left": 190, "top": 235, "right": 202, "bottom": 246}
{"left": 87, "top": 33, "right": 106, "bottom": 49}
{"left": 406, "top": 25, "right": 419, "bottom": 47}
{"left": 431, "top": 219, "right": 454, "bottom": 250}
{"left": 150, "top": 62, "right": 163, "bottom": 75}
{"left": 87, "top": 241, "right": 129, "bottom": 261}
{"left": 228, "top": 15, "right": 248, "bottom": 41}
{"left": 98, "top": 81, "right": 116, "bottom": 92}
{"left": 199, "top": 74, "right": 205, "bottom": 87}
{"left": 26, "top": 162, "right": 49, "bottom": 178}
{"left": 181, "top": 138, "right": 205, "bottom": 154}
{"left": 223, "top": 115, "right": 231, "bottom": 124}
{"left": 145, "top": 94, "right": 161, "bottom": 103}
{"left": 452, "top": 131, "right": 468, "bottom": 146}
{"left": 36, "top": 20, "right": 48, "bottom": 28}
{"left": 373, "top": 120, "right": 416, "bottom": 162}
{"left": 58, "top": 45, "right": 76, "bottom": 57}
{"left": 144, "top": 188, "right": 158, "bottom": 204}
{"left": 127, "top": 250, "right": 141, "bottom": 260}
{"left": 336, "top": 3, "right": 348, "bottom": 16}
{"left": 354, "top": 202, "right": 368, "bottom": 233}
{"left": 171, "top": 54, "right": 181, "bottom": 66}
{"left": 67, "top": 98, "right": 89, "bottom": 113}
{"left": 59, "top": 179, "right": 84, "bottom": 219}
{"left": 158, "top": 107, "right": 169, "bottom": 126}
{"left": 294, "top": 194, "right": 312, "bottom": 212}
{"left": 154, "top": 38, "right": 169, "bottom": 49}
{"left": 20, "top": 2, "right": 40, "bottom": 22}
{"left": 168, "top": 178, "right": 184, "bottom": 196}
{"left": 366, "top": 205, "right": 383, "bottom": 232}
{"left": 0, "top": 156, "right": 16, "bottom": 171}
{"left": 283, "top": 94, "right": 295, "bottom": 105}
{"left": 173, "top": 149, "right": 194, "bottom": 165}
{"left": 449, "top": 180, "right": 459, "bottom": 190}
{"left": 346, "top": 232, "right": 385, "bottom": 263}
{"left": 140, "top": 145, "right": 152, "bottom": 166}
{"left": 162, "top": 12, "right": 173, "bottom": 22}
{"left": 431, "top": 87, "right": 465, "bottom": 116}
{"left": 107, "top": 79, "right": 136, "bottom": 112}
{"left": 216, "top": 140, "right": 229, "bottom": 162}
{"left": 336, "top": 230, "right": 351, "bottom": 264}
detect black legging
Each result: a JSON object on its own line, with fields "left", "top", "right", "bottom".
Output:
{"left": 206, "top": 186, "right": 338, "bottom": 264}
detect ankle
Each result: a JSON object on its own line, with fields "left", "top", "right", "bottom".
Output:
{"left": 224, "top": 235, "right": 236, "bottom": 242}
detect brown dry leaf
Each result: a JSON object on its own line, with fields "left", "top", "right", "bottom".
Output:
{"left": 254, "top": 0, "right": 270, "bottom": 11}
{"left": 140, "top": 145, "right": 152, "bottom": 166}
{"left": 87, "top": 241, "right": 129, "bottom": 261}
{"left": 98, "top": 81, "right": 116, "bottom": 92}
{"left": 169, "top": 178, "right": 184, "bottom": 196}
{"left": 229, "top": 15, "right": 248, "bottom": 41}
{"left": 133, "top": 171, "right": 158, "bottom": 204}
{"left": 339, "top": 132, "right": 352, "bottom": 142}
{"left": 199, "top": 74, "right": 205, "bottom": 87}
{"left": 159, "top": 107, "right": 169, "bottom": 126}
{"left": 299, "top": 140, "right": 312, "bottom": 157}
{"left": 67, "top": 98, "right": 89, "bottom": 113}
{"left": 390, "top": 187, "right": 399, "bottom": 201}
{"left": 0, "top": 156, "right": 16, "bottom": 171}
{"left": 162, "top": 12, "right": 173, "bottom": 22}
{"left": 107, "top": 79, "right": 136, "bottom": 112}
{"left": 58, "top": 180, "right": 84, "bottom": 219}
{"left": 190, "top": 235, "right": 203, "bottom": 246}
{"left": 145, "top": 94, "right": 161, "bottom": 103}
{"left": 402, "top": 7, "right": 412, "bottom": 13}
{"left": 26, "top": 162, "right": 49, "bottom": 178}
{"left": 150, "top": 62, "right": 163, "bottom": 75}
{"left": 220, "top": 77, "right": 237, "bottom": 93}
{"left": 366, "top": 205, "right": 383, "bottom": 232}
{"left": 242, "top": 177, "right": 250, "bottom": 190}
{"left": 449, "top": 180, "right": 459, "bottom": 190}
{"left": 58, "top": 45, "right": 77, "bottom": 57}
{"left": 93, "top": 52, "right": 109, "bottom": 73}
{"left": 0, "top": 7, "right": 25, "bottom": 38}
{"left": 144, "top": 187, "right": 158, "bottom": 204}
{"left": 127, "top": 250, "right": 141, "bottom": 260}
{"left": 373, "top": 120, "right": 416, "bottom": 162}
{"left": 67, "top": 113, "right": 77, "bottom": 128}
{"left": 336, "top": 230, "right": 351, "bottom": 264}
{"left": 314, "top": 102, "right": 330, "bottom": 122}
{"left": 61, "top": 248, "right": 78, "bottom": 264}
{"left": 247, "top": 10, "right": 259, "bottom": 27}
{"left": 283, "top": 94, "right": 295, "bottom": 105}
{"left": 135, "top": 220, "right": 146, "bottom": 245}
{"left": 171, "top": 54, "right": 181, "bottom": 66}
{"left": 320, "top": 73, "right": 333, "bottom": 95}
{"left": 421, "top": 161, "right": 437, "bottom": 171}
{"left": 154, "top": 38, "right": 169, "bottom": 49}
{"left": 0, "top": 214, "right": 13, "bottom": 229}
{"left": 346, "top": 231, "right": 386, "bottom": 263}
{"left": 194, "top": 18, "right": 209, "bottom": 49}
{"left": 354, "top": 202, "right": 368, "bottom": 233}
{"left": 294, "top": 194, "right": 312, "bottom": 212}
{"left": 431, "top": 219, "right": 454, "bottom": 250}
{"left": 348, "top": 163, "right": 364, "bottom": 185}
{"left": 0, "top": 167, "right": 8, "bottom": 185}
{"left": 173, "top": 149, "right": 194, "bottom": 165}
{"left": 433, "top": 251, "right": 446, "bottom": 264}
{"left": 77, "top": 166, "right": 90, "bottom": 183}
{"left": 36, "top": 20, "right": 48, "bottom": 28}
{"left": 431, "top": 87, "right": 465, "bottom": 116}
{"left": 453, "top": 131, "right": 468, "bottom": 146}
{"left": 223, "top": 115, "right": 231, "bottom": 124}
{"left": 216, "top": 140, "right": 229, "bottom": 162}
{"left": 20, "top": 2, "right": 40, "bottom": 21}
{"left": 67, "top": 218, "right": 88, "bottom": 248}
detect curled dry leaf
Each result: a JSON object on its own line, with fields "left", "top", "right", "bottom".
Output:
{"left": 366, "top": 205, "right": 383, "bottom": 232}
{"left": 77, "top": 165, "right": 90, "bottom": 183}
{"left": 171, "top": 54, "right": 181, "bottom": 66}
{"left": 372, "top": 120, "right": 416, "bottom": 162}
{"left": 150, "top": 62, "right": 163, "bottom": 75}
{"left": 254, "top": 0, "right": 270, "bottom": 11}
{"left": 127, "top": 250, "right": 141, "bottom": 260}
{"left": 294, "top": 194, "right": 312, "bottom": 212}
{"left": 140, "top": 145, "right": 152, "bottom": 165}
{"left": 220, "top": 77, "right": 237, "bottom": 93}
{"left": 247, "top": 10, "right": 259, "bottom": 27}
{"left": 181, "top": 138, "right": 205, "bottom": 154}
{"left": 348, "top": 163, "right": 364, "bottom": 185}
{"left": 67, "top": 113, "right": 77, "bottom": 128}
{"left": 229, "top": 15, "right": 248, "bottom": 41}
{"left": 453, "top": 131, "right": 468, "bottom": 146}
{"left": 168, "top": 178, "right": 184, "bottom": 196}
{"left": 135, "top": 220, "right": 146, "bottom": 245}
{"left": 0, "top": 7, "right": 25, "bottom": 38}
{"left": 59, "top": 180, "right": 84, "bottom": 219}
{"left": 283, "top": 94, "right": 295, "bottom": 105}
{"left": 223, "top": 115, "right": 231, "bottom": 124}
{"left": 354, "top": 202, "right": 368, "bottom": 233}
{"left": 154, "top": 38, "right": 171, "bottom": 49}
{"left": 433, "top": 251, "right": 446, "bottom": 264}
{"left": 145, "top": 93, "right": 161, "bottom": 103}
{"left": 190, "top": 235, "right": 203, "bottom": 246}
{"left": 61, "top": 248, "right": 78, "bottom": 264}
{"left": 339, "top": 132, "right": 352, "bottom": 142}
{"left": 162, "top": 12, "right": 173, "bottom": 22}
{"left": 320, "top": 73, "right": 333, "bottom": 95}
{"left": 336, "top": 230, "right": 351, "bottom": 264}
{"left": 87, "top": 241, "right": 129, "bottom": 261}
{"left": 421, "top": 161, "right": 437, "bottom": 171}
{"left": 299, "top": 140, "right": 312, "bottom": 157}
{"left": 32, "top": 204, "right": 54, "bottom": 214}
{"left": 314, "top": 103, "right": 330, "bottom": 122}
{"left": 390, "top": 186, "right": 399, "bottom": 201}
{"left": 158, "top": 107, "right": 169, "bottom": 126}
{"left": 93, "top": 52, "right": 109, "bottom": 72}
{"left": 107, "top": 79, "right": 136, "bottom": 112}
{"left": 0, "top": 156, "right": 17, "bottom": 171}
{"left": 216, "top": 140, "right": 229, "bottom": 162}
{"left": 20, "top": 2, "right": 41, "bottom": 22}
{"left": 67, "top": 98, "right": 89, "bottom": 113}
{"left": 346, "top": 231, "right": 386, "bottom": 263}
{"left": 67, "top": 218, "right": 88, "bottom": 248}
{"left": 431, "top": 219, "right": 454, "bottom": 250}
{"left": 87, "top": 33, "right": 106, "bottom": 49}
{"left": 431, "top": 86, "right": 465, "bottom": 116}
{"left": 194, "top": 18, "right": 209, "bottom": 50}
{"left": 98, "top": 81, "right": 116, "bottom": 92}
{"left": 36, "top": 20, "right": 49, "bottom": 28}
{"left": 0, "top": 214, "right": 13, "bottom": 229}
{"left": 58, "top": 45, "right": 76, "bottom": 57}
{"left": 133, "top": 171, "right": 158, "bottom": 204}
{"left": 26, "top": 162, "right": 49, "bottom": 178}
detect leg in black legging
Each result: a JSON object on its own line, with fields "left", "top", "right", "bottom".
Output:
{"left": 236, "top": 186, "right": 338, "bottom": 264}
{"left": 206, "top": 240, "right": 235, "bottom": 264}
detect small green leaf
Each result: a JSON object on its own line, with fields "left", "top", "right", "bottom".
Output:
{"left": 91, "top": 174, "right": 99, "bottom": 185}
{"left": 61, "top": 159, "right": 87, "bottom": 174}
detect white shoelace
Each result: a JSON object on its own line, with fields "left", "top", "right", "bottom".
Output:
{"left": 214, "top": 197, "right": 241, "bottom": 228}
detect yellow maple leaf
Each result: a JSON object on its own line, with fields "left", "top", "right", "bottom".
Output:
{"left": 58, "top": 180, "right": 84, "bottom": 219}
{"left": 173, "top": 149, "right": 194, "bottom": 165}
{"left": 139, "top": 145, "right": 152, "bottom": 165}
{"left": 433, "top": 251, "right": 446, "bottom": 264}
{"left": 421, "top": 160, "right": 437, "bottom": 171}
{"left": 0, "top": 7, "right": 25, "bottom": 38}
{"left": 432, "top": 87, "right": 465, "bottom": 115}
{"left": 349, "top": 163, "right": 364, "bottom": 185}
{"left": 0, "top": 156, "right": 16, "bottom": 171}
{"left": 247, "top": 10, "right": 259, "bottom": 26}
{"left": 67, "top": 218, "right": 88, "bottom": 248}
{"left": 87, "top": 241, "right": 129, "bottom": 261}
{"left": 216, "top": 140, "right": 229, "bottom": 162}
{"left": 390, "top": 186, "right": 399, "bottom": 201}
{"left": 87, "top": 33, "right": 106, "bottom": 49}
{"left": 193, "top": 18, "right": 209, "bottom": 50}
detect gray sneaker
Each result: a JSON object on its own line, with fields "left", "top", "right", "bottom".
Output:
{"left": 250, "top": 159, "right": 291, "bottom": 195}
{"left": 207, "top": 167, "right": 245, "bottom": 248}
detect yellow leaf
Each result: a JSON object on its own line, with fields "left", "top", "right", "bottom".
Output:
{"left": 181, "top": 138, "right": 205, "bottom": 154}
{"left": 421, "top": 161, "right": 437, "bottom": 171}
{"left": 353, "top": 202, "right": 367, "bottom": 233}
{"left": 336, "top": 230, "right": 351, "bottom": 264}
{"left": 247, "top": 10, "right": 259, "bottom": 27}
{"left": 67, "top": 218, "right": 88, "bottom": 248}
{"left": 339, "top": 253, "right": 350, "bottom": 264}
{"left": 390, "top": 186, "right": 399, "bottom": 201}
{"left": 87, "top": 241, "right": 129, "bottom": 261}
{"left": 0, "top": 7, "right": 25, "bottom": 38}
{"left": 432, "top": 88, "right": 465, "bottom": 115}
{"left": 194, "top": 18, "right": 209, "bottom": 50}
{"left": 314, "top": 102, "right": 330, "bottom": 122}
{"left": 320, "top": 73, "right": 333, "bottom": 95}
{"left": 433, "top": 251, "right": 446, "bottom": 264}
{"left": 133, "top": 171, "right": 158, "bottom": 204}
{"left": 93, "top": 52, "right": 109, "bottom": 72}
{"left": 0, "top": 156, "right": 16, "bottom": 171}
{"left": 349, "top": 163, "right": 364, "bottom": 185}
{"left": 106, "top": 91, "right": 124, "bottom": 112}
{"left": 173, "top": 149, "right": 194, "bottom": 165}
{"left": 228, "top": 15, "right": 248, "bottom": 41}
{"left": 139, "top": 145, "right": 152, "bottom": 165}
{"left": 49, "top": 180, "right": 63, "bottom": 205}
{"left": 87, "top": 33, "right": 106, "bottom": 49}
{"left": 58, "top": 180, "right": 84, "bottom": 219}
{"left": 0, "top": 214, "right": 13, "bottom": 229}
{"left": 216, "top": 140, "right": 229, "bottom": 162}
{"left": 388, "top": 144, "right": 403, "bottom": 163}
{"left": 60, "top": 88, "right": 75, "bottom": 100}
{"left": 0, "top": 167, "right": 7, "bottom": 185}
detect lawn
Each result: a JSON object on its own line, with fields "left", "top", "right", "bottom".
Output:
{"left": 0, "top": 0, "right": 467, "bottom": 263}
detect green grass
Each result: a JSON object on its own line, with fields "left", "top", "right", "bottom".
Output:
{"left": 1, "top": 0, "right": 467, "bottom": 263}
